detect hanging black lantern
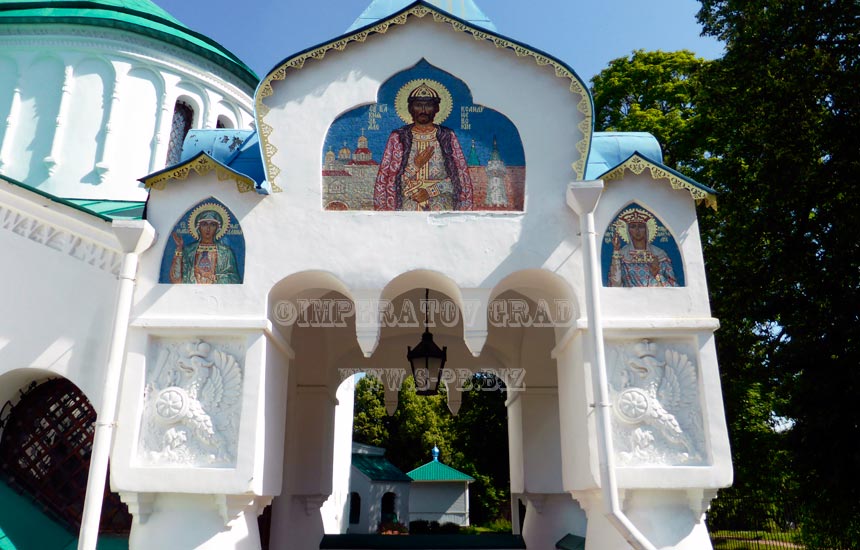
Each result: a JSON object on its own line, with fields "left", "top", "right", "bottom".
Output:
{"left": 407, "top": 289, "right": 447, "bottom": 396}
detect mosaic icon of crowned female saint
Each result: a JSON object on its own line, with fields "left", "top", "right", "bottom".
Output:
{"left": 169, "top": 203, "right": 241, "bottom": 284}
{"left": 608, "top": 208, "right": 678, "bottom": 287}
{"left": 373, "top": 80, "right": 473, "bottom": 211}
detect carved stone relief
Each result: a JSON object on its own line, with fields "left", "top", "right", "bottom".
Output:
{"left": 139, "top": 338, "right": 244, "bottom": 467}
{"left": 0, "top": 204, "right": 122, "bottom": 274}
{"left": 607, "top": 339, "right": 705, "bottom": 466}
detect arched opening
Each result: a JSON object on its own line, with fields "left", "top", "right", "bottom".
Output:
{"left": 165, "top": 99, "right": 194, "bottom": 166}
{"left": 349, "top": 492, "right": 361, "bottom": 525}
{"left": 381, "top": 492, "right": 397, "bottom": 524}
{"left": 216, "top": 115, "right": 234, "bottom": 129}
{"left": 0, "top": 378, "right": 130, "bottom": 547}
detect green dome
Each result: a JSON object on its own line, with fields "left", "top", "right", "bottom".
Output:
{"left": 0, "top": 0, "right": 257, "bottom": 88}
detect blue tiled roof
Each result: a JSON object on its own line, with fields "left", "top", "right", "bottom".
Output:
{"left": 585, "top": 132, "right": 663, "bottom": 180}
{"left": 178, "top": 129, "right": 267, "bottom": 191}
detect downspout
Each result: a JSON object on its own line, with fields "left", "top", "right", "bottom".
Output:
{"left": 566, "top": 182, "right": 658, "bottom": 550}
{"left": 78, "top": 220, "right": 155, "bottom": 550}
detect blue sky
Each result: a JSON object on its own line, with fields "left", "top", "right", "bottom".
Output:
{"left": 156, "top": 0, "right": 724, "bottom": 84}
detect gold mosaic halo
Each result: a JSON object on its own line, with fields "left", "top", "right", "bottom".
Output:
{"left": 394, "top": 79, "right": 453, "bottom": 125}
{"left": 188, "top": 203, "right": 231, "bottom": 241}
{"left": 613, "top": 208, "right": 658, "bottom": 244}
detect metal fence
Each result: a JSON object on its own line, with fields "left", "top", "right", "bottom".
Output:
{"left": 706, "top": 494, "right": 803, "bottom": 549}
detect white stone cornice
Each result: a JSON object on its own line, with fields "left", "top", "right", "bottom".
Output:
{"left": 130, "top": 317, "right": 272, "bottom": 331}
{"left": 118, "top": 492, "right": 155, "bottom": 524}
{"left": 598, "top": 317, "right": 721, "bottom": 335}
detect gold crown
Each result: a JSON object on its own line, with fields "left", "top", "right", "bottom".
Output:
{"left": 619, "top": 209, "right": 652, "bottom": 224}
{"left": 408, "top": 82, "right": 441, "bottom": 102}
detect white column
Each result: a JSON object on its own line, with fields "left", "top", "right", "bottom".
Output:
{"left": 269, "top": 494, "right": 327, "bottom": 550}
{"left": 123, "top": 493, "right": 266, "bottom": 550}
{"left": 150, "top": 91, "right": 171, "bottom": 172}
{"left": 0, "top": 85, "right": 22, "bottom": 171}
{"left": 95, "top": 81, "right": 121, "bottom": 181}
{"left": 44, "top": 65, "right": 74, "bottom": 175}
{"left": 270, "top": 385, "right": 337, "bottom": 547}
{"left": 510, "top": 388, "right": 588, "bottom": 548}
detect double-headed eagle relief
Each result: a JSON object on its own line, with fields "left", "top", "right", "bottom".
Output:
{"left": 609, "top": 339, "right": 705, "bottom": 466}
{"left": 140, "top": 339, "right": 244, "bottom": 467}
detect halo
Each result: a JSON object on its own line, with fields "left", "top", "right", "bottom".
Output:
{"left": 188, "top": 203, "right": 231, "bottom": 241}
{"left": 394, "top": 79, "right": 453, "bottom": 125}
{"left": 614, "top": 208, "right": 658, "bottom": 244}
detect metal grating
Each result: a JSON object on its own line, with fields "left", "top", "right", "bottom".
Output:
{"left": 0, "top": 378, "right": 131, "bottom": 534}
{"left": 166, "top": 100, "right": 194, "bottom": 166}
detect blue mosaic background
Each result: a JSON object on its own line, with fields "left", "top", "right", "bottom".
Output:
{"left": 159, "top": 197, "right": 246, "bottom": 284}
{"left": 600, "top": 202, "right": 685, "bottom": 287}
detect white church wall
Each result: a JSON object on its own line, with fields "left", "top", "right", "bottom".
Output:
{"left": 408, "top": 482, "right": 468, "bottom": 525}
{"left": 0, "top": 184, "right": 122, "bottom": 409}
{"left": 597, "top": 171, "right": 712, "bottom": 318}
{"left": 252, "top": 18, "right": 586, "bottom": 293}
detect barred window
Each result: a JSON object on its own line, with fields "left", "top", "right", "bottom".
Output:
{"left": 0, "top": 379, "right": 131, "bottom": 534}
{"left": 166, "top": 100, "right": 194, "bottom": 166}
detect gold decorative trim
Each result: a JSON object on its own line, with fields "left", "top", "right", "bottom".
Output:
{"left": 255, "top": 4, "right": 593, "bottom": 192}
{"left": 143, "top": 154, "right": 256, "bottom": 194}
{"left": 602, "top": 155, "right": 718, "bottom": 210}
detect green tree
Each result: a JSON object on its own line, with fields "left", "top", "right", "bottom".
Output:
{"left": 351, "top": 374, "right": 512, "bottom": 525}
{"left": 590, "top": 47, "right": 795, "bottom": 523}
{"left": 450, "top": 374, "right": 510, "bottom": 525}
{"left": 591, "top": 49, "right": 709, "bottom": 169}
{"left": 386, "top": 377, "right": 455, "bottom": 471}
{"left": 696, "top": 0, "right": 860, "bottom": 545}
{"left": 352, "top": 376, "right": 389, "bottom": 447}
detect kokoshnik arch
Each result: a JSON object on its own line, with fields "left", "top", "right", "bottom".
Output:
{"left": 0, "top": 0, "right": 730, "bottom": 549}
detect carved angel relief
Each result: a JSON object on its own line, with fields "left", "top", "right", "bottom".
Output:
{"left": 608, "top": 339, "right": 705, "bottom": 466}
{"left": 139, "top": 339, "right": 244, "bottom": 467}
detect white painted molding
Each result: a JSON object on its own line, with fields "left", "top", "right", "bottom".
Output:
{"left": 130, "top": 317, "right": 271, "bottom": 331}
{"left": 572, "top": 317, "right": 721, "bottom": 334}
{"left": 118, "top": 492, "right": 155, "bottom": 524}
{"left": 216, "top": 494, "right": 257, "bottom": 525}
{"left": 689, "top": 488, "right": 719, "bottom": 518}
{"left": 294, "top": 494, "right": 329, "bottom": 516}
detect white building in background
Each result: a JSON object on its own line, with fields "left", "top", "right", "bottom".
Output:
{"left": 348, "top": 443, "right": 412, "bottom": 534}
{"left": 407, "top": 446, "right": 474, "bottom": 527}
{"left": 0, "top": 0, "right": 733, "bottom": 549}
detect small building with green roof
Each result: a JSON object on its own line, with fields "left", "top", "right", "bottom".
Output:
{"left": 349, "top": 443, "right": 412, "bottom": 534}
{"left": 407, "top": 446, "right": 474, "bottom": 527}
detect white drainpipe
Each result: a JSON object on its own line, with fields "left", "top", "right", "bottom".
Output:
{"left": 567, "top": 182, "right": 658, "bottom": 550}
{"left": 78, "top": 220, "right": 155, "bottom": 550}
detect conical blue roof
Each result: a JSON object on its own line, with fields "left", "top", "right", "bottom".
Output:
{"left": 347, "top": 0, "right": 496, "bottom": 32}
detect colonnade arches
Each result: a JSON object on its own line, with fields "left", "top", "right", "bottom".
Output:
{"left": 262, "top": 268, "right": 582, "bottom": 547}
